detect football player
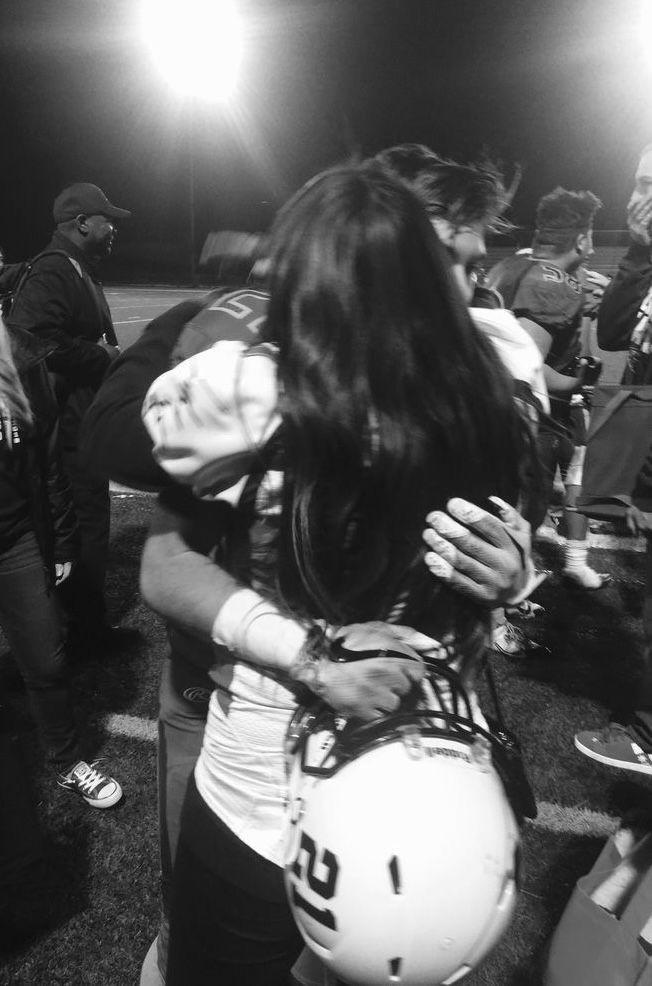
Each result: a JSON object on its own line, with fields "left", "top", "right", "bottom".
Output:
{"left": 488, "top": 187, "right": 610, "bottom": 597}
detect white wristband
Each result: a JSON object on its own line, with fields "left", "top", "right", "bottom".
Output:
{"left": 211, "top": 587, "right": 308, "bottom": 670}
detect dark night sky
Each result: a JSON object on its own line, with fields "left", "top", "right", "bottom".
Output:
{"left": 0, "top": 0, "right": 651, "bottom": 280}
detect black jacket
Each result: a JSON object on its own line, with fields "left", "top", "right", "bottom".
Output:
{"left": 7, "top": 231, "right": 116, "bottom": 391}
{"left": 80, "top": 298, "right": 206, "bottom": 491}
{"left": 597, "top": 241, "right": 652, "bottom": 384}
{"left": 6, "top": 325, "right": 78, "bottom": 579}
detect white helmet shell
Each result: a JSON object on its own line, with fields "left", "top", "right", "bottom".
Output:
{"left": 284, "top": 719, "right": 519, "bottom": 986}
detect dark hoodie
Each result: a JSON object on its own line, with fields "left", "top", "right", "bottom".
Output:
{"left": 1, "top": 324, "right": 77, "bottom": 579}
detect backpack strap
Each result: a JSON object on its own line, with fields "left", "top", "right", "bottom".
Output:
{"left": 10, "top": 249, "right": 80, "bottom": 308}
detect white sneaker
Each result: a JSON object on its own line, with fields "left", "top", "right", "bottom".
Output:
{"left": 491, "top": 621, "right": 548, "bottom": 657}
{"left": 57, "top": 759, "right": 123, "bottom": 808}
{"left": 561, "top": 567, "right": 612, "bottom": 591}
{"left": 506, "top": 599, "right": 545, "bottom": 621}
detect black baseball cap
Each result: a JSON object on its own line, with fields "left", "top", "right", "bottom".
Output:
{"left": 53, "top": 183, "right": 131, "bottom": 224}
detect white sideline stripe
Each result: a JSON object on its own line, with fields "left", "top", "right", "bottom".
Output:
{"left": 533, "top": 802, "right": 618, "bottom": 838}
{"left": 539, "top": 532, "right": 646, "bottom": 553}
{"left": 104, "top": 713, "right": 157, "bottom": 743}
{"left": 591, "top": 533, "right": 646, "bottom": 553}
{"left": 101, "top": 714, "right": 621, "bottom": 836}
{"left": 109, "top": 482, "right": 155, "bottom": 494}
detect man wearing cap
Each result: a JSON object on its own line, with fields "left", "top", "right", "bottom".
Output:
{"left": 7, "top": 182, "right": 131, "bottom": 655}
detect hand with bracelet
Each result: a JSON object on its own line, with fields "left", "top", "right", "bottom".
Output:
{"left": 289, "top": 621, "right": 433, "bottom": 721}
{"left": 210, "top": 588, "right": 433, "bottom": 723}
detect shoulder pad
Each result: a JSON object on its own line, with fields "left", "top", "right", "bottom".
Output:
{"left": 171, "top": 288, "right": 269, "bottom": 366}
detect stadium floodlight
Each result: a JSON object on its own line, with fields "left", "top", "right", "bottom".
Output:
{"left": 139, "top": 0, "right": 243, "bottom": 102}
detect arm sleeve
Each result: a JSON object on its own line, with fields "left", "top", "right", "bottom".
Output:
{"left": 8, "top": 263, "right": 111, "bottom": 387}
{"left": 512, "top": 275, "right": 581, "bottom": 334}
{"left": 36, "top": 370, "right": 79, "bottom": 562}
{"left": 140, "top": 488, "right": 247, "bottom": 641}
{"left": 597, "top": 242, "right": 652, "bottom": 352}
{"left": 47, "top": 421, "right": 79, "bottom": 563}
{"left": 142, "top": 341, "right": 280, "bottom": 494}
{"left": 79, "top": 299, "right": 205, "bottom": 491}
{"left": 140, "top": 489, "right": 309, "bottom": 671}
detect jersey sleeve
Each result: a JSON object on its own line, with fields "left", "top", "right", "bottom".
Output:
{"left": 170, "top": 288, "right": 269, "bottom": 365}
{"left": 142, "top": 340, "right": 280, "bottom": 496}
{"left": 512, "top": 264, "right": 583, "bottom": 333}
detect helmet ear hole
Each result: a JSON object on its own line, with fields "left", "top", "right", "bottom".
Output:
{"left": 284, "top": 697, "right": 520, "bottom": 986}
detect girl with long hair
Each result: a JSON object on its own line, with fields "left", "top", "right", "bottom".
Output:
{"left": 142, "top": 161, "right": 534, "bottom": 985}
{"left": 0, "top": 317, "right": 121, "bottom": 810}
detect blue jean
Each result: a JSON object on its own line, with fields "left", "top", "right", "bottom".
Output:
{"left": 0, "top": 531, "right": 80, "bottom": 771}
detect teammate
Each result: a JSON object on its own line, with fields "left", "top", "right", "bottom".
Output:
{"left": 375, "top": 145, "right": 550, "bottom": 655}
{"left": 488, "top": 187, "right": 609, "bottom": 604}
{"left": 575, "top": 144, "right": 652, "bottom": 773}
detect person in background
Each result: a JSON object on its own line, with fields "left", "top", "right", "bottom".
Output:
{"left": 487, "top": 187, "right": 609, "bottom": 605}
{"left": 7, "top": 182, "right": 132, "bottom": 657}
{"left": 575, "top": 143, "right": 652, "bottom": 773}
{"left": 0, "top": 316, "right": 122, "bottom": 807}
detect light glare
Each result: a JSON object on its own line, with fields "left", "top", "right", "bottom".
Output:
{"left": 140, "top": 0, "right": 243, "bottom": 102}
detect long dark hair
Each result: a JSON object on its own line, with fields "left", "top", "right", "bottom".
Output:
{"left": 260, "top": 162, "right": 530, "bottom": 656}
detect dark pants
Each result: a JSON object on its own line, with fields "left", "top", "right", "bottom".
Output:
{"left": 167, "top": 775, "right": 303, "bottom": 986}
{"left": 156, "top": 652, "right": 212, "bottom": 976}
{"left": 57, "top": 387, "right": 110, "bottom": 634}
{"left": 0, "top": 531, "right": 80, "bottom": 771}
{"left": 0, "top": 732, "right": 45, "bottom": 881}
{"left": 537, "top": 422, "right": 575, "bottom": 511}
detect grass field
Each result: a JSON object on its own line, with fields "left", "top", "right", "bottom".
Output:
{"left": 1, "top": 286, "right": 651, "bottom": 985}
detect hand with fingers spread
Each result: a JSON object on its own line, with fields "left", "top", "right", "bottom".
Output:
{"left": 422, "top": 495, "right": 540, "bottom": 607}
{"left": 290, "top": 621, "right": 426, "bottom": 722}
{"left": 626, "top": 505, "right": 652, "bottom": 537}
{"left": 627, "top": 197, "right": 652, "bottom": 247}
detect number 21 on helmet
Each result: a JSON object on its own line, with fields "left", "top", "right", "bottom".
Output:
{"left": 283, "top": 674, "right": 520, "bottom": 986}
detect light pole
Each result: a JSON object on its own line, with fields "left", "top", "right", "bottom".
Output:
{"left": 139, "top": 0, "right": 243, "bottom": 285}
{"left": 188, "top": 101, "right": 198, "bottom": 286}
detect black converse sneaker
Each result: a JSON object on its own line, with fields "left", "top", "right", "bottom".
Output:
{"left": 58, "top": 759, "right": 123, "bottom": 808}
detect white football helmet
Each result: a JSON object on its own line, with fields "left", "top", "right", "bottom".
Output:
{"left": 283, "top": 666, "right": 520, "bottom": 986}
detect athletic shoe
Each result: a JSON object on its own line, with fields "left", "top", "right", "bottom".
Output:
{"left": 574, "top": 723, "right": 652, "bottom": 775}
{"left": 506, "top": 599, "right": 545, "bottom": 621}
{"left": 535, "top": 523, "right": 561, "bottom": 545}
{"left": 490, "top": 621, "right": 548, "bottom": 657}
{"left": 57, "top": 759, "right": 123, "bottom": 808}
{"left": 561, "top": 568, "right": 612, "bottom": 591}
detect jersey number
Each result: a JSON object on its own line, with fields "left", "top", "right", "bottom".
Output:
{"left": 290, "top": 831, "right": 339, "bottom": 930}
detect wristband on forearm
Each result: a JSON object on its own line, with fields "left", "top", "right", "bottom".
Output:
{"left": 287, "top": 624, "right": 330, "bottom": 698}
{"left": 211, "top": 587, "right": 309, "bottom": 670}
